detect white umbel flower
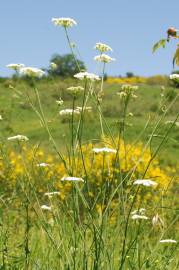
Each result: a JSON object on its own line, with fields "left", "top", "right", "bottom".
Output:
{"left": 76, "top": 106, "right": 92, "bottom": 112}
{"left": 133, "top": 179, "right": 158, "bottom": 187}
{"left": 61, "top": 176, "right": 84, "bottom": 182}
{"left": 52, "top": 17, "right": 77, "bottom": 28}
{"left": 117, "top": 92, "right": 127, "bottom": 98}
{"left": 74, "top": 72, "right": 100, "bottom": 81}
{"left": 59, "top": 109, "right": 80, "bottom": 116}
{"left": 41, "top": 205, "right": 52, "bottom": 211}
{"left": 19, "top": 67, "right": 45, "bottom": 78}
{"left": 6, "top": 63, "right": 25, "bottom": 71}
{"left": 44, "top": 192, "right": 60, "bottom": 198}
{"left": 50, "top": 62, "right": 57, "bottom": 70}
{"left": 7, "top": 135, "right": 29, "bottom": 142}
{"left": 56, "top": 99, "right": 64, "bottom": 106}
{"left": 131, "top": 214, "right": 149, "bottom": 220}
{"left": 169, "top": 74, "right": 179, "bottom": 81}
{"left": 94, "top": 42, "right": 113, "bottom": 53}
{"left": 94, "top": 54, "right": 115, "bottom": 63}
{"left": 67, "top": 86, "right": 84, "bottom": 95}
{"left": 37, "top": 163, "right": 51, "bottom": 167}
{"left": 131, "top": 208, "right": 146, "bottom": 215}
{"left": 165, "top": 120, "right": 179, "bottom": 127}
{"left": 121, "top": 84, "right": 139, "bottom": 91}
{"left": 92, "top": 147, "right": 117, "bottom": 154}
{"left": 0, "top": 115, "right": 3, "bottom": 120}
{"left": 159, "top": 239, "right": 177, "bottom": 243}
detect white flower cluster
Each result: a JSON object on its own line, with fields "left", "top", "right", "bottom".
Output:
{"left": 121, "top": 84, "right": 138, "bottom": 91}
{"left": 94, "top": 54, "right": 115, "bottom": 63}
{"left": 117, "top": 84, "right": 138, "bottom": 99}
{"left": 94, "top": 42, "right": 113, "bottom": 53}
{"left": 19, "top": 67, "right": 45, "bottom": 78}
{"left": 50, "top": 62, "right": 57, "bottom": 70}
{"left": 44, "top": 192, "right": 60, "bottom": 198}
{"left": 131, "top": 208, "right": 149, "bottom": 220}
{"left": 67, "top": 86, "right": 84, "bottom": 95}
{"left": 131, "top": 214, "right": 149, "bottom": 220}
{"left": 61, "top": 176, "right": 84, "bottom": 182}
{"left": 165, "top": 120, "right": 179, "bottom": 127}
{"left": 131, "top": 208, "right": 146, "bottom": 215}
{"left": 92, "top": 147, "right": 117, "bottom": 154}
{"left": 76, "top": 106, "right": 92, "bottom": 112}
{"left": 133, "top": 179, "right": 158, "bottom": 187}
{"left": 37, "top": 163, "right": 51, "bottom": 167}
{"left": 52, "top": 17, "right": 77, "bottom": 28}
{"left": 56, "top": 98, "right": 64, "bottom": 106}
{"left": 7, "top": 63, "right": 45, "bottom": 78}
{"left": 169, "top": 74, "right": 179, "bottom": 81}
{"left": 94, "top": 42, "right": 115, "bottom": 64}
{"left": 41, "top": 205, "right": 52, "bottom": 211}
{"left": 159, "top": 239, "right": 177, "bottom": 244}
{"left": 6, "top": 63, "right": 25, "bottom": 71}
{"left": 7, "top": 135, "right": 29, "bottom": 142}
{"left": 74, "top": 72, "right": 100, "bottom": 81}
{"left": 59, "top": 106, "right": 92, "bottom": 116}
{"left": 59, "top": 109, "right": 80, "bottom": 116}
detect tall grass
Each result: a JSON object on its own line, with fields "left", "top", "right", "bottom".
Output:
{"left": 0, "top": 18, "right": 178, "bottom": 270}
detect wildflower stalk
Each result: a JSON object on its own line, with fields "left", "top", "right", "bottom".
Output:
{"left": 118, "top": 96, "right": 179, "bottom": 270}
{"left": 28, "top": 82, "right": 68, "bottom": 172}
{"left": 71, "top": 96, "right": 76, "bottom": 174}
{"left": 91, "top": 90, "right": 116, "bottom": 144}
{"left": 64, "top": 27, "right": 81, "bottom": 72}
{"left": 143, "top": 111, "right": 179, "bottom": 178}
{"left": 24, "top": 197, "right": 30, "bottom": 270}
{"left": 1, "top": 228, "right": 9, "bottom": 269}
{"left": 75, "top": 79, "right": 88, "bottom": 147}
{"left": 98, "top": 62, "right": 106, "bottom": 138}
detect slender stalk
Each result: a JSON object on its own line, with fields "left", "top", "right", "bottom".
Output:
{"left": 32, "top": 85, "right": 68, "bottom": 172}
{"left": 64, "top": 27, "right": 81, "bottom": 72}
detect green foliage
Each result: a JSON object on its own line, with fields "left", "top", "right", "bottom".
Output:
{"left": 146, "top": 75, "right": 169, "bottom": 86}
{"left": 173, "top": 45, "right": 179, "bottom": 67}
{"left": 48, "top": 53, "right": 85, "bottom": 77}
{"left": 152, "top": 39, "right": 167, "bottom": 53}
{"left": 126, "top": 72, "right": 134, "bottom": 78}
{"left": 103, "top": 73, "right": 108, "bottom": 81}
{"left": 166, "top": 88, "right": 177, "bottom": 101}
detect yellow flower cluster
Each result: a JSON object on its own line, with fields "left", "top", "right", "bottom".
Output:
{"left": 0, "top": 138, "right": 175, "bottom": 206}
{"left": 107, "top": 77, "right": 147, "bottom": 84}
{"left": 106, "top": 75, "right": 169, "bottom": 86}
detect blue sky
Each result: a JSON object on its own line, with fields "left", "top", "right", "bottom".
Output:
{"left": 1, "top": 0, "right": 179, "bottom": 77}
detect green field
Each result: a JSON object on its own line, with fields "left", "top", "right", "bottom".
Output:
{"left": 0, "top": 78, "right": 179, "bottom": 269}
{"left": 1, "top": 78, "right": 179, "bottom": 165}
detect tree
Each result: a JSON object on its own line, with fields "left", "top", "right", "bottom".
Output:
{"left": 126, "top": 72, "right": 134, "bottom": 78}
{"left": 48, "top": 54, "right": 85, "bottom": 77}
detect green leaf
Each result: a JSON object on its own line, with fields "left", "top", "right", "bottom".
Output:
{"left": 173, "top": 46, "right": 179, "bottom": 67}
{"left": 152, "top": 39, "right": 167, "bottom": 53}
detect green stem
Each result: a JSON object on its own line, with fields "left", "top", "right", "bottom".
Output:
{"left": 64, "top": 27, "right": 81, "bottom": 72}
{"left": 32, "top": 85, "right": 68, "bottom": 172}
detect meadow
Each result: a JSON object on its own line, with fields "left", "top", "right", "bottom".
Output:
{"left": 0, "top": 77, "right": 178, "bottom": 165}
{"left": 0, "top": 18, "right": 179, "bottom": 270}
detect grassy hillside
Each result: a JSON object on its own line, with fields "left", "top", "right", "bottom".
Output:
{"left": 0, "top": 78, "right": 178, "bottom": 166}
{"left": 0, "top": 77, "right": 179, "bottom": 270}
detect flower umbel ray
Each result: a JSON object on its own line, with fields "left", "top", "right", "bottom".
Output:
{"left": 52, "top": 17, "right": 77, "bottom": 28}
{"left": 94, "top": 42, "right": 113, "bottom": 53}
{"left": 61, "top": 176, "right": 84, "bottom": 182}
{"left": 133, "top": 179, "right": 158, "bottom": 187}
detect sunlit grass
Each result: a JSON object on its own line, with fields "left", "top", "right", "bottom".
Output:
{"left": 0, "top": 17, "right": 178, "bottom": 270}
